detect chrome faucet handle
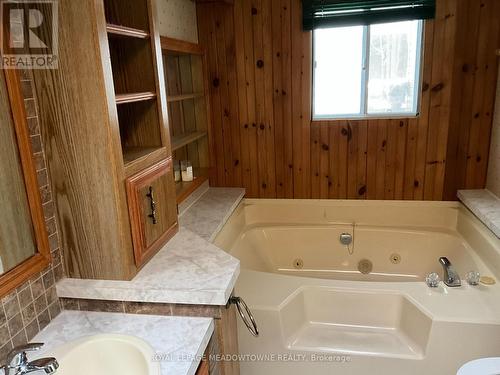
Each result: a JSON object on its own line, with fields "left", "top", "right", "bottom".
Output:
{"left": 26, "top": 358, "right": 59, "bottom": 374}
{"left": 5, "top": 343, "right": 44, "bottom": 369}
{"left": 439, "top": 257, "right": 461, "bottom": 287}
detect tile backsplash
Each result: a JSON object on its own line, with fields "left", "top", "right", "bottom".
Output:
{"left": 0, "top": 70, "right": 64, "bottom": 362}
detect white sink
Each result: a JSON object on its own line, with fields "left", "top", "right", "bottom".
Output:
{"left": 40, "top": 334, "right": 160, "bottom": 375}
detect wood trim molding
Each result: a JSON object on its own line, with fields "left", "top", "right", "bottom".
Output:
{"left": 160, "top": 36, "right": 205, "bottom": 55}
{"left": 0, "top": 69, "right": 51, "bottom": 298}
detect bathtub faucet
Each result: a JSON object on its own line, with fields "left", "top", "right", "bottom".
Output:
{"left": 439, "top": 257, "right": 461, "bottom": 287}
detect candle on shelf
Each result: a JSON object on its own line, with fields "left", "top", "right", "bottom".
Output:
{"left": 181, "top": 160, "right": 194, "bottom": 182}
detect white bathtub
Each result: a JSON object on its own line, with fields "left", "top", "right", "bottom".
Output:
{"left": 215, "top": 200, "right": 500, "bottom": 375}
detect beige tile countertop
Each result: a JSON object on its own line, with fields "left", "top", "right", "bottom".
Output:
{"left": 56, "top": 188, "right": 245, "bottom": 306}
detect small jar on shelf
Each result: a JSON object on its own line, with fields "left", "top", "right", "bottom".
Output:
{"left": 181, "top": 160, "right": 194, "bottom": 182}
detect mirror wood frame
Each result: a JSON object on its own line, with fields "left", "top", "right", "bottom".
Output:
{"left": 0, "top": 69, "right": 51, "bottom": 298}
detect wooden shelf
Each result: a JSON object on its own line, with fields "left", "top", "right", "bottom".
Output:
{"left": 161, "top": 36, "right": 204, "bottom": 55}
{"left": 175, "top": 168, "right": 209, "bottom": 204}
{"left": 107, "top": 24, "right": 149, "bottom": 39}
{"left": 171, "top": 131, "right": 207, "bottom": 151}
{"left": 115, "top": 92, "right": 156, "bottom": 105}
{"left": 167, "top": 93, "right": 204, "bottom": 103}
{"left": 123, "top": 147, "right": 168, "bottom": 177}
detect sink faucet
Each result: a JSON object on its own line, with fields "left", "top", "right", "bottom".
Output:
{"left": 439, "top": 257, "right": 462, "bottom": 287}
{"left": 3, "top": 343, "right": 59, "bottom": 375}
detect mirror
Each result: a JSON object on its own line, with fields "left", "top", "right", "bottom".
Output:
{"left": 0, "top": 76, "right": 37, "bottom": 274}
{"left": 0, "top": 69, "right": 50, "bottom": 297}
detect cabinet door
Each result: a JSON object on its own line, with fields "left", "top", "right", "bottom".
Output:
{"left": 126, "top": 158, "right": 178, "bottom": 267}
{"left": 195, "top": 359, "right": 209, "bottom": 375}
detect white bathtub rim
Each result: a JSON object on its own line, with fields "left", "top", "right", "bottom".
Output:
{"left": 236, "top": 269, "right": 500, "bottom": 326}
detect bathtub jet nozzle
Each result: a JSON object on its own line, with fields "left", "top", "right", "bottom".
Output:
{"left": 339, "top": 233, "right": 353, "bottom": 246}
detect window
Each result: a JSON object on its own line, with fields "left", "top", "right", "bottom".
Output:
{"left": 313, "top": 20, "right": 423, "bottom": 119}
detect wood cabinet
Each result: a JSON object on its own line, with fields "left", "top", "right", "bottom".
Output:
{"left": 195, "top": 359, "right": 209, "bottom": 375}
{"left": 30, "top": 0, "right": 177, "bottom": 280}
{"left": 126, "top": 159, "right": 178, "bottom": 267}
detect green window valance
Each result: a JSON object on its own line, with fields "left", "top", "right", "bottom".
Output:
{"left": 303, "top": 0, "right": 435, "bottom": 30}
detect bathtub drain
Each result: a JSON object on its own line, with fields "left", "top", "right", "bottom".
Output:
{"left": 358, "top": 259, "right": 373, "bottom": 274}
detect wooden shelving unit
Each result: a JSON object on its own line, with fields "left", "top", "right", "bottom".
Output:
{"left": 105, "top": 1, "right": 169, "bottom": 169}
{"left": 171, "top": 131, "right": 207, "bottom": 151}
{"left": 161, "top": 36, "right": 212, "bottom": 204}
{"left": 175, "top": 168, "right": 209, "bottom": 204}
{"left": 115, "top": 92, "right": 156, "bottom": 104}
{"left": 30, "top": 0, "right": 177, "bottom": 280}
{"left": 106, "top": 24, "right": 150, "bottom": 39}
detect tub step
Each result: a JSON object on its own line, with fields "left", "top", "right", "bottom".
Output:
{"left": 287, "top": 322, "right": 424, "bottom": 359}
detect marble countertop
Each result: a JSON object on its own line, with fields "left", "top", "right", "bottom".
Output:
{"left": 179, "top": 188, "right": 245, "bottom": 242}
{"left": 56, "top": 187, "right": 244, "bottom": 306}
{"left": 458, "top": 189, "right": 500, "bottom": 238}
{"left": 30, "top": 311, "right": 214, "bottom": 375}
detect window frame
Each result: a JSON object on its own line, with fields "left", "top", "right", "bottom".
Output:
{"left": 312, "top": 20, "right": 424, "bottom": 121}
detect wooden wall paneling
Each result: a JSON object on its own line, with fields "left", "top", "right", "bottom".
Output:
{"left": 243, "top": 0, "right": 259, "bottom": 197}
{"left": 320, "top": 123, "right": 330, "bottom": 199}
{"left": 272, "top": 0, "right": 285, "bottom": 198}
{"left": 356, "top": 120, "right": 368, "bottom": 199}
{"left": 224, "top": 3, "right": 243, "bottom": 188}
{"left": 291, "top": 0, "right": 304, "bottom": 198}
{"left": 251, "top": 0, "right": 269, "bottom": 196}
{"left": 300, "top": 18, "right": 312, "bottom": 199}
{"left": 196, "top": 0, "right": 499, "bottom": 201}
{"left": 422, "top": 12, "right": 444, "bottom": 199}
{"left": 311, "top": 123, "right": 321, "bottom": 198}
{"left": 442, "top": 0, "right": 480, "bottom": 200}
{"left": 423, "top": 0, "right": 457, "bottom": 200}
{"left": 281, "top": 0, "right": 294, "bottom": 199}
{"left": 262, "top": 0, "right": 277, "bottom": 197}
{"left": 233, "top": 0, "right": 252, "bottom": 193}
{"left": 384, "top": 119, "right": 398, "bottom": 199}
{"left": 394, "top": 119, "right": 408, "bottom": 200}
{"left": 413, "top": 21, "right": 435, "bottom": 200}
{"left": 403, "top": 118, "right": 419, "bottom": 199}
{"left": 375, "top": 121, "right": 387, "bottom": 200}
{"left": 467, "top": 0, "right": 500, "bottom": 188}
{"left": 338, "top": 121, "right": 349, "bottom": 198}
{"left": 447, "top": 0, "right": 480, "bottom": 199}
{"left": 433, "top": 0, "right": 458, "bottom": 200}
{"left": 347, "top": 121, "right": 359, "bottom": 199}
{"left": 214, "top": 3, "right": 234, "bottom": 187}
{"left": 200, "top": 4, "right": 226, "bottom": 185}
{"left": 475, "top": 0, "right": 500, "bottom": 186}
{"left": 328, "top": 122, "right": 340, "bottom": 198}
{"left": 366, "top": 120, "right": 379, "bottom": 199}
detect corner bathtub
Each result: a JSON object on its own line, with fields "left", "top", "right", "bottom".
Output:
{"left": 215, "top": 200, "right": 500, "bottom": 375}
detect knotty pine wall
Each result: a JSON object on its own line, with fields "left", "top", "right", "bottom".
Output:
{"left": 196, "top": 0, "right": 500, "bottom": 200}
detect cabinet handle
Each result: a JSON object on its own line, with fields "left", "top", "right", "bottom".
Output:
{"left": 229, "top": 296, "right": 259, "bottom": 337}
{"left": 146, "top": 186, "right": 157, "bottom": 224}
